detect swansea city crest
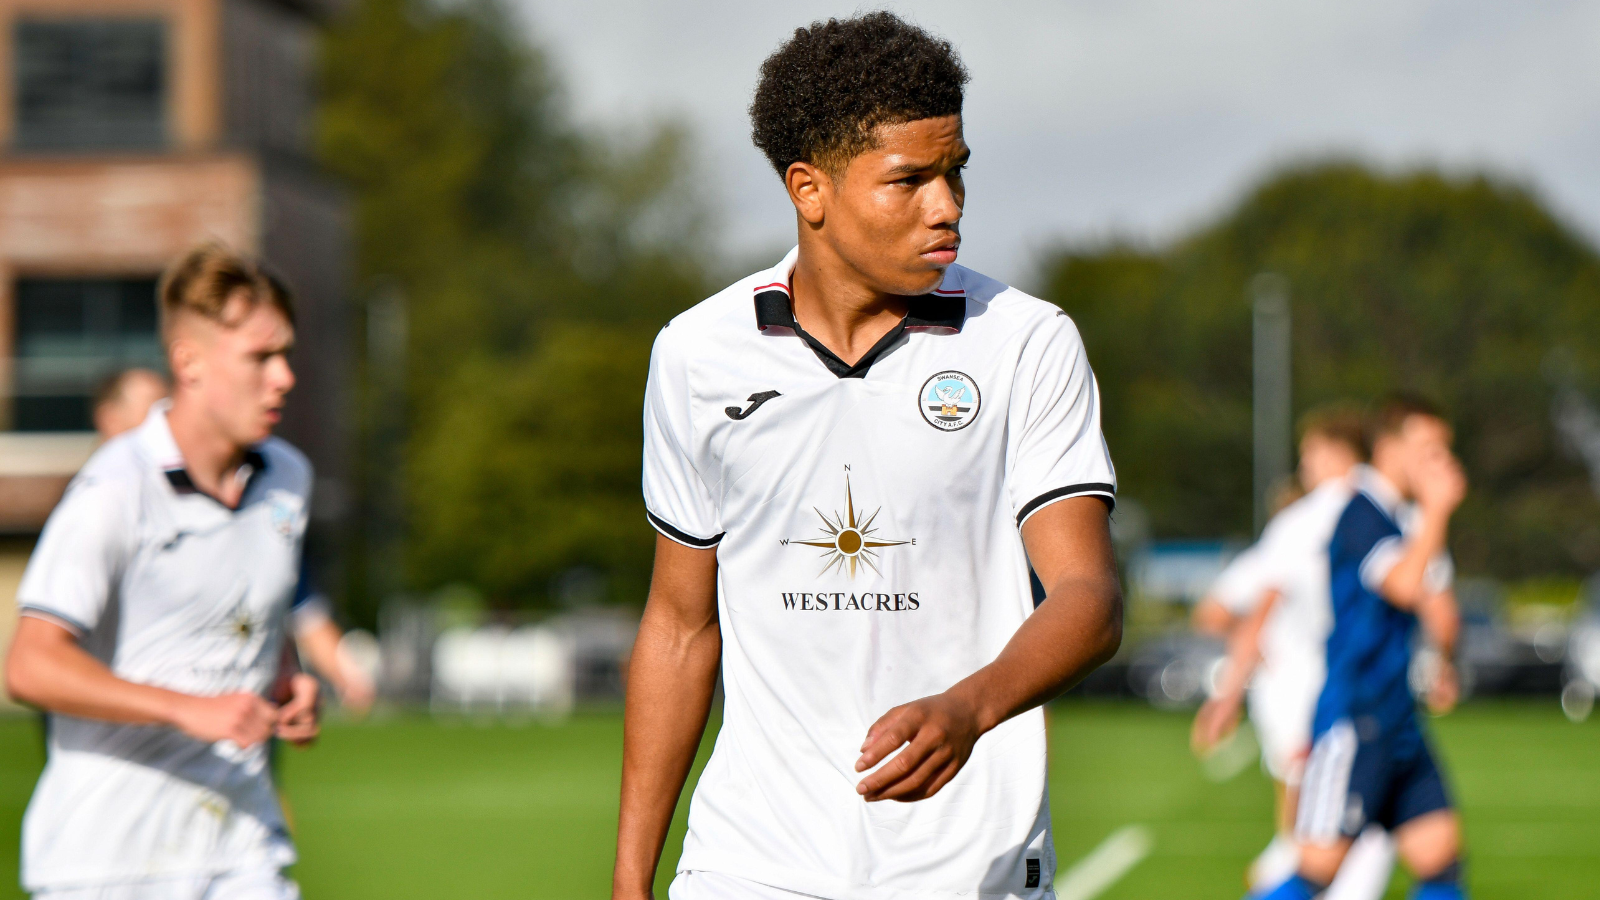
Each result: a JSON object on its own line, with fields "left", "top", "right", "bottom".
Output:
{"left": 918, "top": 370, "right": 981, "bottom": 431}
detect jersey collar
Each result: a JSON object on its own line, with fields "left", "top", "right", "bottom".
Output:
{"left": 752, "top": 247, "right": 967, "bottom": 378}
{"left": 135, "top": 401, "right": 270, "bottom": 511}
{"left": 1352, "top": 464, "right": 1406, "bottom": 519}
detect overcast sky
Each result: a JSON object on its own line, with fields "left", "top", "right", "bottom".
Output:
{"left": 514, "top": 0, "right": 1600, "bottom": 288}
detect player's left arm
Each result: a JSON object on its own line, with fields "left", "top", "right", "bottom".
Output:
{"left": 855, "top": 496, "right": 1120, "bottom": 801}
{"left": 272, "top": 630, "right": 320, "bottom": 746}
{"left": 1418, "top": 586, "right": 1461, "bottom": 714}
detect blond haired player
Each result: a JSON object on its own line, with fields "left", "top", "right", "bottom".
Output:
{"left": 4, "top": 245, "right": 318, "bottom": 900}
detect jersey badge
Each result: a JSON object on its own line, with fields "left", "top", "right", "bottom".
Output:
{"left": 918, "top": 371, "right": 981, "bottom": 431}
{"left": 267, "top": 490, "right": 304, "bottom": 540}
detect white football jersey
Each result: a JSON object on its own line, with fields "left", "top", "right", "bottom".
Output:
{"left": 16, "top": 403, "right": 309, "bottom": 890}
{"left": 643, "top": 247, "right": 1116, "bottom": 899}
{"left": 1212, "top": 478, "right": 1351, "bottom": 779}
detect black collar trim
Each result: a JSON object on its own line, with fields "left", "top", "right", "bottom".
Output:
{"left": 164, "top": 448, "right": 268, "bottom": 510}
{"left": 752, "top": 284, "right": 966, "bottom": 379}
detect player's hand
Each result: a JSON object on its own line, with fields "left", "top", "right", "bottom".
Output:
{"left": 169, "top": 692, "right": 278, "bottom": 747}
{"left": 1414, "top": 452, "right": 1467, "bottom": 516}
{"left": 855, "top": 692, "right": 982, "bottom": 802}
{"left": 1427, "top": 656, "right": 1460, "bottom": 716}
{"left": 275, "top": 673, "right": 321, "bottom": 746}
{"left": 336, "top": 660, "right": 377, "bottom": 717}
{"left": 1190, "top": 692, "right": 1243, "bottom": 756}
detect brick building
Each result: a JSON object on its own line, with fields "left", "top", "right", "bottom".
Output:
{"left": 0, "top": 0, "right": 350, "bottom": 668}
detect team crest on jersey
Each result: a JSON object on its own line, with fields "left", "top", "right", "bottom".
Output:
{"left": 918, "top": 370, "right": 981, "bottom": 431}
{"left": 267, "top": 490, "right": 303, "bottom": 540}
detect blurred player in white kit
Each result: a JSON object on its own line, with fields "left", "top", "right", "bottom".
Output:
{"left": 1192, "top": 408, "right": 1396, "bottom": 900}
{"left": 93, "top": 369, "right": 171, "bottom": 442}
{"left": 91, "top": 369, "right": 373, "bottom": 715}
{"left": 4, "top": 244, "right": 319, "bottom": 900}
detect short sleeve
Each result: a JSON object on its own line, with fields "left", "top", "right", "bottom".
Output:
{"left": 1332, "top": 496, "right": 1404, "bottom": 594}
{"left": 17, "top": 476, "right": 136, "bottom": 636}
{"left": 1210, "top": 546, "right": 1271, "bottom": 615}
{"left": 290, "top": 560, "right": 333, "bottom": 631}
{"left": 1008, "top": 312, "right": 1117, "bottom": 526}
{"left": 641, "top": 328, "right": 722, "bottom": 547}
{"left": 1423, "top": 551, "right": 1455, "bottom": 595}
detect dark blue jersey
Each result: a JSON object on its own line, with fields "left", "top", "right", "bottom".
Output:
{"left": 1313, "top": 491, "right": 1419, "bottom": 740}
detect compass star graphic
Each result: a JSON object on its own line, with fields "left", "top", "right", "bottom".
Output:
{"left": 788, "top": 473, "right": 910, "bottom": 577}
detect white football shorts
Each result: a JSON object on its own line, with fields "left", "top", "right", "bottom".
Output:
{"left": 1248, "top": 669, "right": 1318, "bottom": 786}
{"left": 31, "top": 868, "right": 298, "bottom": 900}
{"left": 671, "top": 870, "right": 834, "bottom": 900}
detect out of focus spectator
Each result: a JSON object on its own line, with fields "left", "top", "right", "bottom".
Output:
{"left": 91, "top": 368, "right": 169, "bottom": 441}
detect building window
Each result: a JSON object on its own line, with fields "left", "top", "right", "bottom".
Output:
{"left": 12, "top": 278, "right": 164, "bottom": 432}
{"left": 13, "top": 18, "right": 167, "bottom": 152}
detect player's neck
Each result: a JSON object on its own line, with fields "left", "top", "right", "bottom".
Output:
{"left": 790, "top": 238, "right": 910, "bottom": 366}
{"left": 166, "top": 396, "right": 251, "bottom": 506}
{"left": 1368, "top": 458, "right": 1410, "bottom": 503}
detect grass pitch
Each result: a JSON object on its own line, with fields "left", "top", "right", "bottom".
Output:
{"left": 0, "top": 701, "right": 1592, "bottom": 898}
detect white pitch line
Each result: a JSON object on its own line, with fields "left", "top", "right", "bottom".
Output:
{"left": 1054, "top": 824, "right": 1154, "bottom": 900}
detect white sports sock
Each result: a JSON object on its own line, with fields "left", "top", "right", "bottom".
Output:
{"left": 1249, "top": 833, "right": 1302, "bottom": 891}
{"left": 1326, "top": 826, "right": 1396, "bottom": 900}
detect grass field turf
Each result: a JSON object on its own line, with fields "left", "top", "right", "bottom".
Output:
{"left": 0, "top": 701, "right": 1592, "bottom": 898}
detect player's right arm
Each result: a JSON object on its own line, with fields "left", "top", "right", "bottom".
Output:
{"left": 1376, "top": 453, "right": 1466, "bottom": 611}
{"left": 5, "top": 618, "right": 277, "bottom": 746}
{"left": 3, "top": 473, "right": 278, "bottom": 747}
{"left": 1190, "top": 596, "right": 1237, "bottom": 637}
{"left": 612, "top": 535, "right": 721, "bottom": 900}
{"left": 1191, "top": 587, "right": 1278, "bottom": 755}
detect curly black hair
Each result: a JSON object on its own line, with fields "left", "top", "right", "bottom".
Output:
{"left": 750, "top": 12, "right": 968, "bottom": 177}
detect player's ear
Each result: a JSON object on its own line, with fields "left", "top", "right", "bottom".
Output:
{"left": 786, "top": 161, "right": 829, "bottom": 225}
{"left": 167, "top": 333, "right": 203, "bottom": 389}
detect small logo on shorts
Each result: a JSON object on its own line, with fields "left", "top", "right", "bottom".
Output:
{"left": 918, "top": 370, "right": 981, "bottom": 431}
{"left": 1025, "top": 858, "right": 1041, "bottom": 888}
{"left": 1343, "top": 794, "right": 1366, "bottom": 834}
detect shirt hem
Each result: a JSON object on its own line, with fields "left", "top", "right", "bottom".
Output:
{"left": 23, "top": 848, "right": 296, "bottom": 892}
{"left": 678, "top": 851, "right": 1055, "bottom": 900}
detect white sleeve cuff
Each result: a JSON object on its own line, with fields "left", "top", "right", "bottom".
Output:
{"left": 1015, "top": 483, "right": 1116, "bottom": 527}
{"left": 18, "top": 605, "right": 90, "bottom": 637}
{"left": 1359, "top": 535, "right": 1405, "bottom": 594}
{"left": 645, "top": 510, "right": 723, "bottom": 549}
{"left": 1424, "top": 552, "right": 1455, "bottom": 595}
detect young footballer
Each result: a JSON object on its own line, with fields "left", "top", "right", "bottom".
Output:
{"left": 614, "top": 13, "right": 1122, "bottom": 900}
{"left": 1192, "top": 408, "right": 1396, "bottom": 899}
{"left": 91, "top": 367, "right": 371, "bottom": 716}
{"left": 1259, "top": 396, "right": 1468, "bottom": 900}
{"left": 4, "top": 245, "right": 319, "bottom": 900}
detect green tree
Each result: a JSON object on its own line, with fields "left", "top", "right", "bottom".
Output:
{"left": 1040, "top": 161, "right": 1600, "bottom": 579}
{"left": 316, "top": 0, "right": 710, "bottom": 617}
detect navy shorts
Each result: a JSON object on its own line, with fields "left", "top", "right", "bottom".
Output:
{"left": 1296, "top": 716, "right": 1452, "bottom": 843}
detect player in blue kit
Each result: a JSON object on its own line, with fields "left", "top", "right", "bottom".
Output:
{"left": 1258, "top": 396, "right": 1468, "bottom": 900}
